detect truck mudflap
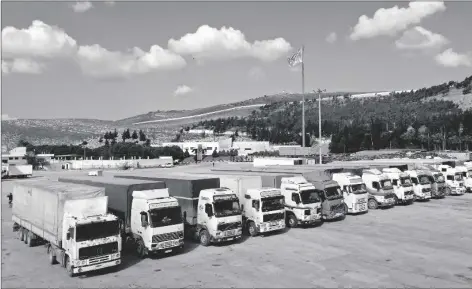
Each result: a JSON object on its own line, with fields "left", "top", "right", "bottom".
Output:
{"left": 73, "top": 258, "right": 121, "bottom": 274}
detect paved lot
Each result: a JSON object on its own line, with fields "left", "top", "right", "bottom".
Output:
{"left": 2, "top": 168, "right": 472, "bottom": 288}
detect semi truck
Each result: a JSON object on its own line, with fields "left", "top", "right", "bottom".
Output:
{"left": 12, "top": 180, "right": 121, "bottom": 277}
{"left": 381, "top": 168, "right": 415, "bottom": 205}
{"left": 361, "top": 169, "right": 396, "bottom": 209}
{"left": 455, "top": 165, "right": 472, "bottom": 193}
{"left": 280, "top": 176, "right": 322, "bottom": 227}
{"left": 2, "top": 164, "right": 33, "bottom": 179}
{"left": 331, "top": 172, "right": 369, "bottom": 214}
{"left": 115, "top": 174, "right": 243, "bottom": 246}
{"left": 419, "top": 167, "right": 446, "bottom": 198}
{"left": 436, "top": 166, "right": 466, "bottom": 195}
{"left": 194, "top": 173, "right": 285, "bottom": 236}
{"left": 404, "top": 170, "right": 432, "bottom": 200}
{"left": 58, "top": 176, "right": 184, "bottom": 258}
{"left": 307, "top": 178, "right": 346, "bottom": 220}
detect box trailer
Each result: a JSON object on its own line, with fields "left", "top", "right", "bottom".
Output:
{"left": 12, "top": 180, "right": 121, "bottom": 276}
{"left": 58, "top": 176, "right": 184, "bottom": 258}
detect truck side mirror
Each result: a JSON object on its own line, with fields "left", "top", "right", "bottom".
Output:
{"left": 140, "top": 212, "right": 148, "bottom": 227}
{"left": 291, "top": 193, "right": 301, "bottom": 204}
{"left": 252, "top": 200, "right": 260, "bottom": 211}
{"left": 66, "top": 232, "right": 70, "bottom": 240}
{"left": 205, "top": 204, "right": 213, "bottom": 217}
{"left": 66, "top": 227, "right": 73, "bottom": 240}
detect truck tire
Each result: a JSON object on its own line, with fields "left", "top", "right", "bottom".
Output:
{"left": 48, "top": 246, "right": 57, "bottom": 265}
{"left": 368, "top": 198, "right": 378, "bottom": 210}
{"left": 446, "top": 187, "right": 451, "bottom": 196}
{"left": 343, "top": 203, "right": 349, "bottom": 215}
{"left": 24, "top": 230, "right": 29, "bottom": 244}
{"left": 19, "top": 228, "right": 25, "bottom": 242}
{"left": 136, "top": 240, "right": 147, "bottom": 259}
{"left": 65, "top": 256, "right": 75, "bottom": 277}
{"left": 199, "top": 230, "right": 211, "bottom": 247}
{"left": 26, "top": 232, "right": 34, "bottom": 247}
{"left": 287, "top": 214, "right": 298, "bottom": 228}
{"left": 393, "top": 196, "right": 399, "bottom": 205}
{"left": 248, "top": 221, "right": 258, "bottom": 237}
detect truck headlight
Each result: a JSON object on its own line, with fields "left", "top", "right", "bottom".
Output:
{"left": 114, "top": 253, "right": 120, "bottom": 259}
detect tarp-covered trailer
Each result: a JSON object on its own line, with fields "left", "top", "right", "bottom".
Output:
{"left": 114, "top": 174, "right": 219, "bottom": 226}
{"left": 57, "top": 176, "right": 166, "bottom": 231}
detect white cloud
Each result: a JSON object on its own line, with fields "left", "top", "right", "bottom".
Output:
{"left": 168, "top": 25, "right": 292, "bottom": 62}
{"left": 1, "top": 114, "right": 17, "bottom": 121}
{"left": 104, "top": 1, "right": 115, "bottom": 7}
{"left": 435, "top": 48, "right": 472, "bottom": 67}
{"left": 2, "top": 59, "right": 44, "bottom": 74}
{"left": 174, "top": 85, "right": 193, "bottom": 96}
{"left": 72, "top": 1, "right": 93, "bottom": 13}
{"left": 248, "top": 66, "right": 266, "bottom": 80}
{"left": 395, "top": 26, "right": 448, "bottom": 50}
{"left": 350, "top": 1, "right": 446, "bottom": 41}
{"left": 1, "top": 20, "right": 77, "bottom": 58}
{"left": 75, "top": 44, "right": 186, "bottom": 78}
{"left": 325, "top": 32, "right": 337, "bottom": 44}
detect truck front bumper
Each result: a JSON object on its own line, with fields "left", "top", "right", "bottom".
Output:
{"left": 378, "top": 199, "right": 396, "bottom": 207}
{"left": 451, "top": 188, "right": 466, "bottom": 195}
{"left": 299, "top": 213, "right": 322, "bottom": 224}
{"left": 432, "top": 188, "right": 446, "bottom": 198}
{"left": 150, "top": 239, "right": 184, "bottom": 253}
{"left": 73, "top": 258, "right": 121, "bottom": 274}
{"left": 258, "top": 220, "right": 285, "bottom": 233}
{"left": 212, "top": 235, "right": 242, "bottom": 243}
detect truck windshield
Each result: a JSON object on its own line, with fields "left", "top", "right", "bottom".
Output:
{"left": 299, "top": 189, "right": 321, "bottom": 204}
{"left": 418, "top": 175, "right": 431, "bottom": 184}
{"left": 400, "top": 177, "right": 412, "bottom": 186}
{"left": 149, "top": 206, "right": 182, "bottom": 228}
{"left": 350, "top": 183, "right": 366, "bottom": 194}
{"left": 434, "top": 174, "right": 445, "bottom": 183}
{"left": 262, "top": 196, "right": 284, "bottom": 212}
{"left": 392, "top": 179, "right": 399, "bottom": 186}
{"left": 468, "top": 170, "right": 472, "bottom": 177}
{"left": 76, "top": 220, "right": 119, "bottom": 242}
{"left": 213, "top": 200, "right": 241, "bottom": 217}
{"left": 325, "top": 186, "right": 343, "bottom": 200}
{"left": 380, "top": 180, "right": 393, "bottom": 189}
{"left": 454, "top": 173, "right": 463, "bottom": 181}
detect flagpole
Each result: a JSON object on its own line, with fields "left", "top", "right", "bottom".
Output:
{"left": 301, "top": 45, "right": 305, "bottom": 150}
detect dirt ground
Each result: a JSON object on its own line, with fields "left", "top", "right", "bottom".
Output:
{"left": 2, "top": 167, "right": 472, "bottom": 288}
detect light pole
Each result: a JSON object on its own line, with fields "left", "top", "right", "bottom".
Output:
{"left": 314, "top": 89, "right": 326, "bottom": 164}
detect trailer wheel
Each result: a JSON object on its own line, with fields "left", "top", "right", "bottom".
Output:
{"left": 65, "top": 256, "right": 75, "bottom": 277}
{"left": 48, "top": 246, "right": 57, "bottom": 265}
{"left": 19, "top": 228, "right": 25, "bottom": 242}
{"left": 248, "top": 222, "right": 258, "bottom": 237}
{"left": 199, "top": 230, "right": 210, "bottom": 247}
{"left": 24, "top": 230, "right": 29, "bottom": 244}
{"left": 368, "top": 198, "right": 378, "bottom": 210}
{"left": 287, "top": 214, "right": 298, "bottom": 228}
{"left": 26, "top": 232, "right": 34, "bottom": 247}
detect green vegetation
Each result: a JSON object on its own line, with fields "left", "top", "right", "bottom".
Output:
{"left": 196, "top": 75, "right": 472, "bottom": 153}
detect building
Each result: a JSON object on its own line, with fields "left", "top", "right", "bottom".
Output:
{"left": 1, "top": 147, "right": 28, "bottom": 165}
{"left": 160, "top": 142, "right": 220, "bottom": 156}
{"left": 232, "top": 141, "right": 271, "bottom": 156}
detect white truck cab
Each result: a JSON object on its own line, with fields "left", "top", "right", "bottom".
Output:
{"left": 131, "top": 189, "right": 184, "bottom": 256}
{"left": 381, "top": 168, "right": 415, "bottom": 205}
{"left": 197, "top": 188, "right": 243, "bottom": 246}
{"left": 437, "top": 165, "right": 466, "bottom": 195}
{"left": 455, "top": 166, "right": 472, "bottom": 193}
{"left": 405, "top": 170, "right": 432, "bottom": 200}
{"left": 242, "top": 188, "right": 286, "bottom": 236}
{"left": 362, "top": 169, "right": 396, "bottom": 209}
{"left": 280, "top": 176, "right": 322, "bottom": 228}
{"left": 332, "top": 173, "right": 368, "bottom": 214}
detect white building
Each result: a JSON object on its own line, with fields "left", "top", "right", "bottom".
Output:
{"left": 232, "top": 141, "right": 271, "bottom": 156}
{"left": 1, "top": 147, "right": 28, "bottom": 165}
{"left": 160, "top": 142, "right": 220, "bottom": 156}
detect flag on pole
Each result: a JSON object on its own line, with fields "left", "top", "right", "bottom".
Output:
{"left": 287, "top": 47, "right": 303, "bottom": 67}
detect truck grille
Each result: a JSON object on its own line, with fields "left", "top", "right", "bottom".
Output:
{"left": 405, "top": 190, "right": 414, "bottom": 196}
{"left": 263, "top": 212, "right": 284, "bottom": 222}
{"left": 217, "top": 222, "right": 241, "bottom": 231}
{"left": 152, "top": 231, "right": 184, "bottom": 243}
{"left": 330, "top": 203, "right": 344, "bottom": 213}
{"left": 79, "top": 242, "right": 118, "bottom": 260}
{"left": 385, "top": 193, "right": 396, "bottom": 200}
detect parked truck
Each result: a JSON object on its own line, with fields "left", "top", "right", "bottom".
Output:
{"left": 437, "top": 166, "right": 466, "bottom": 195}
{"left": 115, "top": 174, "right": 243, "bottom": 246}
{"left": 58, "top": 176, "right": 184, "bottom": 258}
{"left": 2, "top": 164, "right": 33, "bottom": 179}
{"left": 307, "top": 178, "right": 346, "bottom": 220}
{"left": 280, "top": 176, "right": 322, "bottom": 227}
{"left": 405, "top": 170, "right": 432, "bottom": 200}
{"left": 12, "top": 180, "right": 121, "bottom": 277}
{"left": 420, "top": 167, "right": 446, "bottom": 198}
{"left": 331, "top": 172, "right": 369, "bottom": 214}
{"left": 455, "top": 165, "right": 472, "bottom": 193}
{"left": 362, "top": 169, "right": 396, "bottom": 209}
{"left": 381, "top": 168, "right": 415, "bottom": 205}
{"left": 194, "top": 173, "right": 285, "bottom": 236}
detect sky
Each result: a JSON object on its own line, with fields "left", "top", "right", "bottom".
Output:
{"left": 1, "top": 1, "right": 472, "bottom": 120}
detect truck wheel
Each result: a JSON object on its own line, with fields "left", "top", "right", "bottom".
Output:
{"left": 27, "top": 232, "right": 34, "bottom": 247}
{"left": 248, "top": 222, "right": 258, "bottom": 237}
{"left": 446, "top": 187, "right": 451, "bottom": 196}
{"left": 368, "top": 199, "right": 378, "bottom": 210}
{"left": 24, "top": 230, "right": 29, "bottom": 244}
{"left": 65, "top": 256, "right": 75, "bottom": 277}
{"left": 48, "top": 246, "right": 57, "bottom": 265}
{"left": 199, "top": 230, "right": 211, "bottom": 247}
{"left": 19, "top": 229, "right": 25, "bottom": 242}
{"left": 136, "top": 240, "right": 147, "bottom": 259}
{"left": 287, "top": 214, "right": 298, "bottom": 228}
{"left": 393, "top": 196, "right": 399, "bottom": 205}
{"left": 343, "top": 203, "right": 349, "bottom": 215}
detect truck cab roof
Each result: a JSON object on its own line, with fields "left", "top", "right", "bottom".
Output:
{"left": 247, "top": 188, "right": 282, "bottom": 198}
{"left": 132, "top": 188, "right": 170, "bottom": 200}
{"left": 200, "top": 187, "right": 235, "bottom": 198}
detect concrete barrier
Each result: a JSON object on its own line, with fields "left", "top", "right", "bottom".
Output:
{"left": 62, "top": 158, "right": 173, "bottom": 170}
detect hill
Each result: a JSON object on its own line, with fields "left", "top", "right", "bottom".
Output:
{"left": 2, "top": 75, "right": 470, "bottom": 151}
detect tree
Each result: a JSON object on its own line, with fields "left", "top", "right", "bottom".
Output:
{"left": 81, "top": 141, "right": 88, "bottom": 160}
{"left": 145, "top": 139, "right": 151, "bottom": 146}
{"left": 131, "top": 130, "right": 138, "bottom": 140}
{"left": 184, "top": 149, "right": 190, "bottom": 158}
{"left": 212, "top": 149, "right": 219, "bottom": 158}
{"left": 113, "top": 129, "right": 118, "bottom": 139}
{"left": 139, "top": 130, "right": 146, "bottom": 142}
{"left": 98, "top": 137, "right": 103, "bottom": 144}
{"left": 418, "top": 125, "right": 429, "bottom": 150}
{"left": 105, "top": 139, "right": 110, "bottom": 146}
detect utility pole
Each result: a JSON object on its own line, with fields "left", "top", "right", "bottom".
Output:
{"left": 314, "top": 88, "right": 326, "bottom": 164}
